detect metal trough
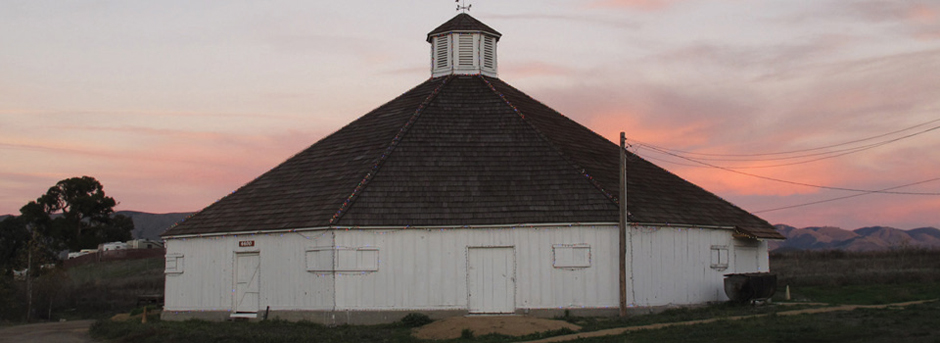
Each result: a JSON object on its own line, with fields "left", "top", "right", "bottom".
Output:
{"left": 724, "top": 272, "right": 777, "bottom": 303}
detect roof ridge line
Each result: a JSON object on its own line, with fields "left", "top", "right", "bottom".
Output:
{"left": 477, "top": 75, "right": 621, "bottom": 206}
{"left": 328, "top": 75, "right": 454, "bottom": 224}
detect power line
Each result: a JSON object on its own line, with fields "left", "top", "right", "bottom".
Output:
{"left": 753, "top": 177, "right": 940, "bottom": 213}
{"left": 633, "top": 117, "right": 940, "bottom": 158}
{"left": 633, "top": 122, "right": 940, "bottom": 169}
{"left": 631, "top": 144, "right": 940, "bottom": 195}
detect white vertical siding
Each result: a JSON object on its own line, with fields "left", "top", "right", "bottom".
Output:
{"left": 332, "top": 225, "right": 620, "bottom": 311}
{"left": 163, "top": 230, "right": 336, "bottom": 313}
{"left": 165, "top": 224, "right": 768, "bottom": 314}
{"left": 629, "top": 226, "right": 734, "bottom": 306}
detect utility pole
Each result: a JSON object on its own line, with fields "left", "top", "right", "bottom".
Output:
{"left": 619, "top": 132, "right": 628, "bottom": 317}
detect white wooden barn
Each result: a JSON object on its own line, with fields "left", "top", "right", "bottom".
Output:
{"left": 161, "top": 13, "right": 784, "bottom": 324}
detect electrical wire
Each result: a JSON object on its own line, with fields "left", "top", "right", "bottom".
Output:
{"left": 628, "top": 145, "right": 940, "bottom": 195}
{"left": 632, "top": 117, "right": 940, "bottom": 158}
{"left": 630, "top": 123, "right": 940, "bottom": 168}
{"left": 753, "top": 177, "right": 940, "bottom": 213}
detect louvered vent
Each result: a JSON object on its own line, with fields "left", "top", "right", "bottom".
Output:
{"left": 458, "top": 34, "right": 474, "bottom": 66}
{"left": 435, "top": 36, "right": 449, "bottom": 69}
{"left": 482, "top": 36, "right": 495, "bottom": 69}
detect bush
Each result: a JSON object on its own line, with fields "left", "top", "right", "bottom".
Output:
{"left": 400, "top": 312, "right": 432, "bottom": 327}
{"left": 461, "top": 328, "right": 474, "bottom": 339}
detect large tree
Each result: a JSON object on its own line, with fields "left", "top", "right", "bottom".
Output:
{"left": 0, "top": 216, "right": 29, "bottom": 275}
{"left": 20, "top": 176, "right": 134, "bottom": 253}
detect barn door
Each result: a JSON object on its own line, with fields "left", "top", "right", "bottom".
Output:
{"left": 467, "top": 247, "right": 515, "bottom": 314}
{"left": 734, "top": 247, "right": 759, "bottom": 273}
{"left": 234, "top": 252, "right": 260, "bottom": 315}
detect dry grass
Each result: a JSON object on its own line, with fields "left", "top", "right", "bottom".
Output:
{"left": 770, "top": 249, "right": 940, "bottom": 287}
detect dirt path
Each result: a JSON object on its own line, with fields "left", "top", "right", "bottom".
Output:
{"left": 519, "top": 299, "right": 938, "bottom": 343}
{"left": 0, "top": 320, "right": 95, "bottom": 343}
{"left": 414, "top": 316, "right": 581, "bottom": 340}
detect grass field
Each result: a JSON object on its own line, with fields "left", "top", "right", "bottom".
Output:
{"left": 89, "top": 249, "right": 940, "bottom": 343}
{"left": 570, "top": 301, "right": 940, "bottom": 343}
{"left": 56, "top": 257, "right": 165, "bottom": 320}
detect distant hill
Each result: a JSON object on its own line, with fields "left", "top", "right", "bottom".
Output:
{"left": 771, "top": 225, "right": 940, "bottom": 251}
{"left": 117, "top": 211, "right": 194, "bottom": 241}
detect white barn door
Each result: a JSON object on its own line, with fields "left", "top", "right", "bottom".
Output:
{"left": 234, "top": 252, "right": 260, "bottom": 315}
{"left": 467, "top": 247, "right": 515, "bottom": 314}
{"left": 734, "top": 247, "right": 759, "bottom": 272}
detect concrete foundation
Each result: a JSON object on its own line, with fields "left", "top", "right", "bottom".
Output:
{"left": 161, "top": 306, "right": 687, "bottom": 325}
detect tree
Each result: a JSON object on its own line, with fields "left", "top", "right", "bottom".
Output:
{"left": 20, "top": 176, "right": 134, "bottom": 253}
{"left": 0, "top": 216, "right": 29, "bottom": 275}
{"left": 11, "top": 176, "right": 135, "bottom": 321}
{"left": 0, "top": 216, "right": 29, "bottom": 321}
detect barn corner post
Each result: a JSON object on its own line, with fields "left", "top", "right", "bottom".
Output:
{"left": 619, "top": 132, "right": 628, "bottom": 317}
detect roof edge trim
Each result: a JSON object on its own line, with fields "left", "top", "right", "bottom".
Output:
{"left": 164, "top": 222, "right": 622, "bottom": 239}
{"left": 328, "top": 75, "right": 454, "bottom": 224}
{"left": 163, "top": 226, "right": 332, "bottom": 239}
{"left": 426, "top": 30, "right": 502, "bottom": 42}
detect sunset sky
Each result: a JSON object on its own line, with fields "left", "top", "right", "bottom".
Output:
{"left": 2, "top": 0, "right": 938, "bottom": 230}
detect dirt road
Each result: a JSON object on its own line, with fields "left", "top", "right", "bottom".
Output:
{"left": 0, "top": 320, "right": 95, "bottom": 343}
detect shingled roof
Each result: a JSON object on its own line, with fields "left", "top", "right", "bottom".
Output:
{"left": 427, "top": 13, "right": 501, "bottom": 42}
{"left": 163, "top": 73, "right": 782, "bottom": 239}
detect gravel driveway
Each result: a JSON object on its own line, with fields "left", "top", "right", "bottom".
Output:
{"left": 0, "top": 320, "right": 95, "bottom": 343}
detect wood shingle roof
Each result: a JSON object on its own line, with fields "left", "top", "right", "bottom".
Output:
{"left": 163, "top": 75, "right": 782, "bottom": 239}
{"left": 427, "top": 13, "right": 501, "bottom": 42}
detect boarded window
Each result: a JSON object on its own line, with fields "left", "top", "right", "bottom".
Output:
{"left": 165, "top": 253, "right": 184, "bottom": 274}
{"left": 336, "top": 248, "right": 379, "bottom": 272}
{"left": 710, "top": 245, "right": 729, "bottom": 270}
{"left": 306, "top": 247, "right": 378, "bottom": 272}
{"left": 553, "top": 244, "right": 591, "bottom": 268}
{"left": 305, "top": 248, "right": 334, "bottom": 272}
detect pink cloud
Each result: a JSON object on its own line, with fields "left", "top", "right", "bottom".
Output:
{"left": 846, "top": 1, "right": 940, "bottom": 40}
{"left": 502, "top": 61, "right": 574, "bottom": 79}
{"left": 0, "top": 123, "right": 329, "bottom": 215}
{"left": 589, "top": 0, "right": 680, "bottom": 11}
{"left": 906, "top": 4, "right": 938, "bottom": 24}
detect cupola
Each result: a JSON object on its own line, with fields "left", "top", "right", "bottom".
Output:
{"left": 427, "top": 13, "right": 502, "bottom": 78}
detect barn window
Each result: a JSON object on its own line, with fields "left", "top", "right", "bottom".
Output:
{"left": 305, "top": 248, "right": 334, "bottom": 272}
{"left": 165, "top": 253, "right": 184, "bottom": 274}
{"left": 710, "top": 245, "right": 729, "bottom": 270}
{"left": 305, "top": 247, "right": 379, "bottom": 272}
{"left": 337, "top": 247, "right": 379, "bottom": 272}
{"left": 552, "top": 244, "right": 591, "bottom": 268}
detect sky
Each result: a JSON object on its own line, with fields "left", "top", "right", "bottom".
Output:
{"left": 1, "top": 0, "right": 938, "bottom": 230}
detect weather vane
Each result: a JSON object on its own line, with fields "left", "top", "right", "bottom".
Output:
{"left": 456, "top": 0, "right": 471, "bottom": 12}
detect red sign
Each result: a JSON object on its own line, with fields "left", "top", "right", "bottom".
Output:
{"left": 239, "top": 240, "right": 255, "bottom": 247}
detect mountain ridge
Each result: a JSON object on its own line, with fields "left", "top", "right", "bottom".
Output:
{"left": 771, "top": 224, "right": 940, "bottom": 251}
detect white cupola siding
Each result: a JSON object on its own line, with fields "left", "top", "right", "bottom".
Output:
{"left": 427, "top": 13, "right": 501, "bottom": 78}
{"left": 430, "top": 32, "right": 498, "bottom": 77}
